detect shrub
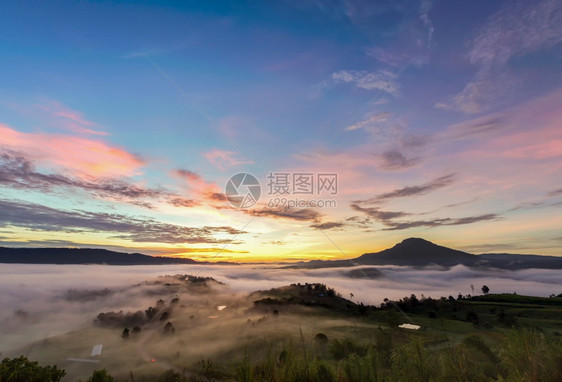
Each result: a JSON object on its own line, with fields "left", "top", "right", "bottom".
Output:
{"left": 87, "top": 369, "right": 115, "bottom": 382}
{"left": 0, "top": 356, "right": 66, "bottom": 382}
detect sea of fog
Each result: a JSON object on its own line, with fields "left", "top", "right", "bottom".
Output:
{"left": 0, "top": 263, "right": 560, "bottom": 353}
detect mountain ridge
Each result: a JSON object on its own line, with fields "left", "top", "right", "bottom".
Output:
{"left": 0, "top": 247, "right": 200, "bottom": 265}
{"left": 287, "top": 237, "right": 562, "bottom": 270}
{"left": 1, "top": 238, "right": 560, "bottom": 269}
{"left": 357, "top": 237, "right": 477, "bottom": 266}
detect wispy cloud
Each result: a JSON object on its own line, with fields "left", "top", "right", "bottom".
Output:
{"left": 43, "top": 101, "right": 108, "bottom": 136}
{"left": 350, "top": 204, "right": 410, "bottom": 221}
{"left": 548, "top": 188, "right": 562, "bottom": 197}
{"left": 439, "top": 116, "right": 508, "bottom": 141}
{"left": 0, "top": 199, "right": 246, "bottom": 244}
{"left": 349, "top": 172, "right": 500, "bottom": 231}
{"left": 0, "top": 151, "right": 222, "bottom": 210}
{"left": 310, "top": 221, "right": 345, "bottom": 230}
{"left": 345, "top": 215, "right": 371, "bottom": 228}
{"left": 203, "top": 149, "right": 253, "bottom": 170}
{"left": 351, "top": 203, "right": 499, "bottom": 231}
{"left": 378, "top": 149, "right": 419, "bottom": 170}
{"left": 438, "top": 0, "right": 562, "bottom": 113}
{"left": 168, "top": 197, "right": 199, "bottom": 208}
{"left": 356, "top": 174, "right": 456, "bottom": 204}
{"left": 345, "top": 112, "right": 391, "bottom": 131}
{"left": 246, "top": 207, "right": 322, "bottom": 222}
{"left": 7, "top": 100, "right": 108, "bottom": 136}
{"left": 380, "top": 214, "right": 499, "bottom": 231}
{"left": 331, "top": 70, "right": 400, "bottom": 94}
{"left": 343, "top": 109, "right": 430, "bottom": 171}
{"left": 419, "top": 0, "right": 435, "bottom": 45}
{"left": 171, "top": 167, "right": 227, "bottom": 207}
{"left": 369, "top": 0, "right": 435, "bottom": 66}
{"left": 0, "top": 151, "right": 159, "bottom": 199}
{"left": 172, "top": 169, "right": 203, "bottom": 182}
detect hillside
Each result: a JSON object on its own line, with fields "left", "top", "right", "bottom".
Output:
{"left": 477, "top": 253, "right": 562, "bottom": 269}
{"left": 0, "top": 247, "right": 198, "bottom": 265}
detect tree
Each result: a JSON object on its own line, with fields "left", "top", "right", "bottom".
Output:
{"left": 314, "top": 333, "right": 329, "bottom": 343}
{"left": 409, "top": 294, "right": 419, "bottom": 306}
{"left": 466, "top": 311, "right": 479, "bottom": 325}
{"left": 88, "top": 369, "right": 115, "bottom": 382}
{"left": 0, "top": 356, "right": 66, "bottom": 382}
{"left": 145, "top": 306, "right": 158, "bottom": 320}
{"left": 482, "top": 285, "right": 490, "bottom": 295}
{"left": 164, "top": 321, "right": 175, "bottom": 335}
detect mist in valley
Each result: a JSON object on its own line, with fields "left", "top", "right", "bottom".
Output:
{"left": 1, "top": 262, "right": 561, "bottom": 380}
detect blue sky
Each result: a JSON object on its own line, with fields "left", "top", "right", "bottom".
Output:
{"left": 1, "top": 0, "right": 562, "bottom": 261}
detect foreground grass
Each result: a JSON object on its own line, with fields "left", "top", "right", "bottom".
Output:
{"left": 4, "top": 327, "right": 560, "bottom": 381}
{"left": 230, "top": 328, "right": 562, "bottom": 382}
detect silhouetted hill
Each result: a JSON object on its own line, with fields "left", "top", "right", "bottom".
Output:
{"left": 357, "top": 238, "right": 477, "bottom": 266}
{"left": 287, "top": 238, "right": 562, "bottom": 270}
{"left": 0, "top": 247, "right": 198, "bottom": 265}
{"left": 251, "top": 283, "right": 365, "bottom": 315}
{"left": 476, "top": 253, "right": 562, "bottom": 269}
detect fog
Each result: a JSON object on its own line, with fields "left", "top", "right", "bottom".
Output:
{"left": 0, "top": 263, "right": 560, "bottom": 379}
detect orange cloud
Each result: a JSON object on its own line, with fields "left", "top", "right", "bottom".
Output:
{"left": 0, "top": 124, "right": 144, "bottom": 178}
{"left": 171, "top": 168, "right": 227, "bottom": 206}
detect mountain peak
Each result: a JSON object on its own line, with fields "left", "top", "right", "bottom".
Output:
{"left": 396, "top": 237, "right": 435, "bottom": 246}
{"left": 358, "top": 237, "right": 475, "bottom": 266}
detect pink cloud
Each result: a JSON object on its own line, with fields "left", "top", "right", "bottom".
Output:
{"left": 436, "top": 87, "right": 562, "bottom": 158}
{"left": 6, "top": 100, "right": 108, "bottom": 136}
{"left": 500, "top": 136, "right": 562, "bottom": 160}
{"left": 172, "top": 169, "right": 203, "bottom": 183}
{"left": 448, "top": 90, "right": 562, "bottom": 161}
{"left": 203, "top": 149, "right": 253, "bottom": 170}
{"left": 41, "top": 101, "right": 109, "bottom": 136}
{"left": 171, "top": 168, "right": 226, "bottom": 207}
{"left": 0, "top": 124, "right": 144, "bottom": 178}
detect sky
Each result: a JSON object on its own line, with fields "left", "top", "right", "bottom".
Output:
{"left": 0, "top": 0, "right": 561, "bottom": 262}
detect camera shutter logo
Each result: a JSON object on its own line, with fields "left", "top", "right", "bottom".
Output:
{"left": 225, "top": 173, "right": 261, "bottom": 208}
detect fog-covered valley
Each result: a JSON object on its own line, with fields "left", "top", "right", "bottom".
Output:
{"left": 1, "top": 264, "right": 560, "bottom": 353}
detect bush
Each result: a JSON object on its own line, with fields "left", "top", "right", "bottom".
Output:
{"left": 0, "top": 356, "right": 66, "bottom": 382}
{"left": 329, "top": 338, "right": 367, "bottom": 360}
{"left": 87, "top": 369, "right": 115, "bottom": 382}
{"left": 314, "top": 333, "right": 328, "bottom": 343}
